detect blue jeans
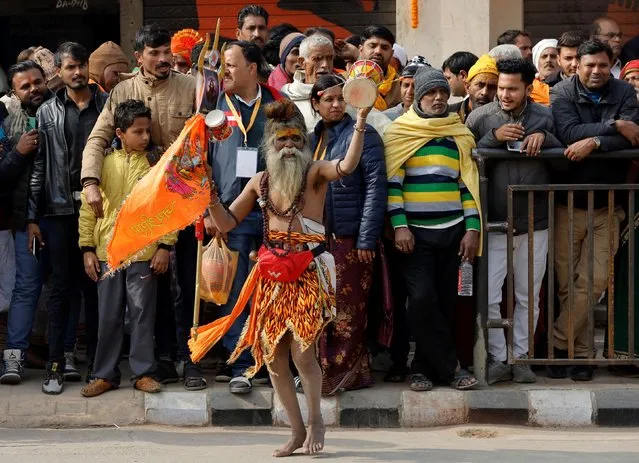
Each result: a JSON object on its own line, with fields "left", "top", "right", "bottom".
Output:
{"left": 175, "top": 211, "right": 262, "bottom": 376}
{"left": 6, "top": 225, "right": 48, "bottom": 352}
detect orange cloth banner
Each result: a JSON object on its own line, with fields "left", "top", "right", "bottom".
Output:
{"left": 106, "top": 114, "right": 210, "bottom": 271}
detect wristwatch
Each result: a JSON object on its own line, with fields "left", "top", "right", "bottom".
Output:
{"left": 592, "top": 137, "right": 601, "bottom": 150}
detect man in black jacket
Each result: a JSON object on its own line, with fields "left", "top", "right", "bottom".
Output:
{"left": 466, "top": 58, "right": 563, "bottom": 385}
{"left": 0, "top": 61, "right": 51, "bottom": 387}
{"left": 26, "top": 42, "right": 107, "bottom": 395}
{"left": 550, "top": 39, "right": 639, "bottom": 381}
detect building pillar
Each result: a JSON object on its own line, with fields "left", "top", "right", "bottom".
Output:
{"left": 396, "top": 0, "right": 523, "bottom": 67}
{"left": 120, "top": 0, "right": 144, "bottom": 65}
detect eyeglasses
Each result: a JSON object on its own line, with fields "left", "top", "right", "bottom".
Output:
{"left": 599, "top": 32, "right": 623, "bottom": 40}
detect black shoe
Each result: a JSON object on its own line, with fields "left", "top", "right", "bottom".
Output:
{"left": 151, "top": 359, "right": 179, "bottom": 384}
{"left": 215, "top": 363, "right": 233, "bottom": 383}
{"left": 253, "top": 366, "right": 270, "bottom": 386}
{"left": 546, "top": 365, "right": 568, "bottom": 378}
{"left": 571, "top": 365, "right": 594, "bottom": 381}
{"left": 547, "top": 348, "right": 569, "bottom": 379}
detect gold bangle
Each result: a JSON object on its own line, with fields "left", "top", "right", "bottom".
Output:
{"left": 353, "top": 124, "right": 367, "bottom": 133}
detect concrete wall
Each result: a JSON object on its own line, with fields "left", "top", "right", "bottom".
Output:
{"left": 396, "top": 0, "right": 523, "bottom": 68}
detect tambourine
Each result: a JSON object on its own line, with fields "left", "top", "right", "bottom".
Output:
{"left": 343, "top": 78, "right": 378, "bottom": 109}
{"left": 205, "top": 110, "right": 232, "bottom": 141}
{"left": 348, "top": 59, "right": 384, "bottom": 85}
{"left": 343, "top": 59, "right": 383, "bottom": 108}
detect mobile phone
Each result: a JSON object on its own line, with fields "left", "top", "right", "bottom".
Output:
{"left": 26, "top": 117, "right": 37, "bottom": 131}
{"left": 507, "top": 140, "right": 523, "bottom": 152}
{"left": 32, "top": 236, "right": 40, "bottom": 260}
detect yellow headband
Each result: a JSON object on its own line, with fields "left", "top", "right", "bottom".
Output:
{"left": 275, "top": 128, "right": 302, "bottom": 139}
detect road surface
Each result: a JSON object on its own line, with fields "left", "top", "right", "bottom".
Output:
{"left": 1, "top": 425, "right": 639, "bottom": 462}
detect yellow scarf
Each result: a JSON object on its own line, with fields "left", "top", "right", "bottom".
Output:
{"left": 383, "top": 107, "right": 483, "bottom": 255}
{"left": 374, "top": 65, "right": 397, "bottom": 111}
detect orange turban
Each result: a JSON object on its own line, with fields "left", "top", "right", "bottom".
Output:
{"left": 621, "top": 60, "right": 639, "bottom": 80}
{"left": 171, "top": 29, "right": 204, "bottom": 66}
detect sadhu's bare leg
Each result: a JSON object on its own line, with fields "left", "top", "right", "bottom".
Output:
{"left": 270, "top": 332, "right": 306, "bottom": 458}
{"left": 290, "top": 340, "right": 325, "bottom": 455}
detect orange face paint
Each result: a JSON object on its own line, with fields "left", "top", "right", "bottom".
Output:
{"left": 275, "top": 128, "right": 302, "bottom": 139}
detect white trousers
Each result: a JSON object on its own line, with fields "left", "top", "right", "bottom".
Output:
{"left": 488, "top": 230, "right": 548, "bottom": 361}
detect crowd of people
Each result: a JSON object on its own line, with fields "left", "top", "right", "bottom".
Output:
{"left": 1, "top": 5, "right": 639, "bottom": 409}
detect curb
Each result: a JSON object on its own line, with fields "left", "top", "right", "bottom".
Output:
{"left": 139, "top": 386, "right": 639, "bottom": 428}
{"left": 3, "top": 385, "right": 639, "bottom": 428}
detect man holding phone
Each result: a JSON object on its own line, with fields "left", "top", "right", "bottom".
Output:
{"left": 465, "top": 58, "right": 562, "bottom": 385}
{"left": 0, "top": 61, "right": 52, "bottom": 386}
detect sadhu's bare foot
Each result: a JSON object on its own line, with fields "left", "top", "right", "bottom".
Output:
{"left": 303, "top": 421, "right": 325, "bottom": 455}
{"left": 273, "top": 430, "right": 306, "bottom": 458}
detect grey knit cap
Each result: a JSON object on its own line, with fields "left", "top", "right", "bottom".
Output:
{"left": 412, "top": 66, "right": 450, "bottom": 111}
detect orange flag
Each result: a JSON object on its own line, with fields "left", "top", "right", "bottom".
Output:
{"left": 106, "top": 114, "right": 210, "bottom": 271}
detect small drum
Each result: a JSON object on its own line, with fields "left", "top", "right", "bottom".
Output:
{"left": 343, "top": 77, "right": 378, "bottom": 109}
{"left": 205, "top": 110, "right": 232, "bottom": 141}
{"left": 348, "top": 59, "right": 384, "bottom": 85}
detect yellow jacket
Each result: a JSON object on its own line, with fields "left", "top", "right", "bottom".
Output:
{"left": 79, "top": 148, "right": 177, "bottom": 262}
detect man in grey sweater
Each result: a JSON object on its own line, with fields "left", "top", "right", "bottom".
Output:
{"left": 466, "top": 58, "right": 562, "bottom": 385}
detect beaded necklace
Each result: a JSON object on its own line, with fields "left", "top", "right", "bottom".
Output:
{"left": 258, "top": 169, "right": 309, "bottom": 257}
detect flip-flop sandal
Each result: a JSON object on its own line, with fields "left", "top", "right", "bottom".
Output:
{"left": 410, "top": 373, "right": 433, "bottom": 392}
{"left": 183, "top": 363, "right": 208, "bottom": 391}
{"left": 184, "top": 376, "right": 208, "bottom": 391}
{"left": 384, "top": 365, "right": 408, "bottom": 383}
{"left": 450, "top": 368, "right": 478, "bottom": 390}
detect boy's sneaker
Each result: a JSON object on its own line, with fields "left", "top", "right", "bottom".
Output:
{"left": 488, "top": 356, "right": 512, "bottom": 385}
{"left": 81, "top": 378, "right": 114, "bottom": 398}
{"left": 42, "top": 361, "right": 64, "bottom": 395}
{"left": 63, "top": 352, "right": 82, "bottom": 382}
{"left": 512, "top": 355, "right": 536, "bottom": 383}
{"left": 134, "top": 376, "right": 161, "bottom": 393}
{"left": 1, "top": 349, "right": 24, "bottom": 385}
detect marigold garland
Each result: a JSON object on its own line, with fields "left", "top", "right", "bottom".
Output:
{"left": 411, "top": 0, "right": 419, "bottom": 28}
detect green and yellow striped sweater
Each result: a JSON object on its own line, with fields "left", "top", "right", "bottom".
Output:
{"left": 387, "top": 137, "right": 480, "bottom": 231}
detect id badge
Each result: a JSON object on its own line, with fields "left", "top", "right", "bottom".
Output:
{"left": 236, "top": 147, "right": 258, "bottom": 178}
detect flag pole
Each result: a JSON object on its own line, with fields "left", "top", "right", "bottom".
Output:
{"left": 191, "top": 217, "right": 205, "bottom": 340}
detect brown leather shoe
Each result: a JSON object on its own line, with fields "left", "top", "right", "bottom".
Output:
{"left": 81, "top": 378, "right": 114, "bottom": 397}
{"left": 134, "top": 376, "right": 161, "bottom": 393}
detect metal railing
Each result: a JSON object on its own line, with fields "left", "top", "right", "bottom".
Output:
{"left": 472, "top": 148, "right": 639, "bottom": 386}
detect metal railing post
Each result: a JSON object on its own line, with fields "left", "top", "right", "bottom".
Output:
{"left": 472, "top": 150, "right": 490, "bottom": 387}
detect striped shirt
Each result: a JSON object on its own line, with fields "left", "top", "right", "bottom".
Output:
{"left": 387, "top": 137, "right": 480, "bottom": 231}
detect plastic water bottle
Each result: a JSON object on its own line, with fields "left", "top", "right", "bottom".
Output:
{"left": 458, "top": 260, "right": 473, "bottom": 296}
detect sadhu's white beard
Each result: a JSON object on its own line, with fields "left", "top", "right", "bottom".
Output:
{"left": 266, "top": 146, "right": 312, "bottom": 204}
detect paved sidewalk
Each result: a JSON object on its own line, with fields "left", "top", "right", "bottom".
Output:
{"left": 1, "top": 365, "right": 638, "bottom": 428}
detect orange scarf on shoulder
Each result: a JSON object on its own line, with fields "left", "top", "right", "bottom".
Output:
{"left": 374, "top": 65, "right": 397, "bottom": 111}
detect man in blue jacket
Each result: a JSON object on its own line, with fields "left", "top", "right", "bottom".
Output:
{"left": 201, "top": 41, "right": 283, "bottom": 394}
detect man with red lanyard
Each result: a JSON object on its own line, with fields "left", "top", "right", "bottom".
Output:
{"left": 205, "top": 41, "right": 283, "bottom": 394}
